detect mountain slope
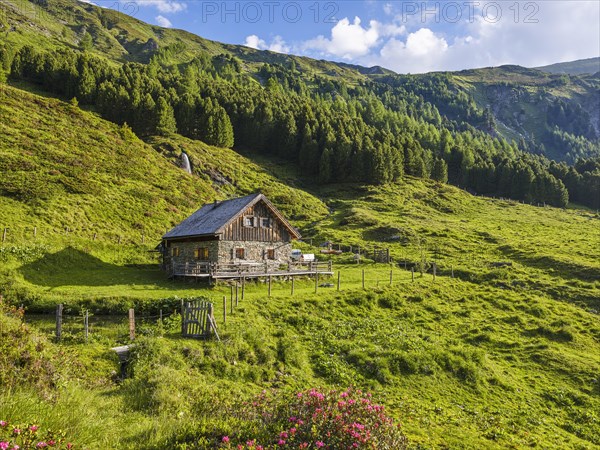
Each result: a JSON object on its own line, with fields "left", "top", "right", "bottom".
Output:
{"left": 1, "top": 0, "right": 598, "bottom": 166}
{"left": 536, "top": 57, "right": 600, "bottom": 75}
{"left": 0, "top": 83, "right": 328, "bottom": 244}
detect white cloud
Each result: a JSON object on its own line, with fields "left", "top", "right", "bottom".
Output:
{"left": 244, "top": 35, "right": 290, "bottom": 54}
{"left": 302, "top": 16, "right": 404, "bottom": 60}
{"left": 296, "top": 2, "right": 600, "bottom": 73}
{"left": 244, "top": 35, "right": 265, "bottom": 50}
{"left": 135, "top": 0, "right": 186, "bottom": 14}
{"left": 383, "top": 3, "right": 393, "bottom": 16}
{"left": 268, "top": 36, "right": 290, "bottom": 54}
{"left": 155, "top": 15, "right": 172, "bottom": 28}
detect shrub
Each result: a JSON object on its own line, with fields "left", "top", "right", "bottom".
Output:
{"left": 219, "top": 387, "right": 408, "bottom": 449}
{"left": 0, "top": 420, "right": 75, "bottom": 449}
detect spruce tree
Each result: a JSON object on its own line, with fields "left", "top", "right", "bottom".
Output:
{"left": 431, "top": 158, "right": 448, "bottom": 183}
{"left": 155, "top": 97, "right": 177, "bottom": 135}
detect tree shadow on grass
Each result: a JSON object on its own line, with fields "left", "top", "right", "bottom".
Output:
{"left": 20, "top": 246, "right": 163, "bottom": 287}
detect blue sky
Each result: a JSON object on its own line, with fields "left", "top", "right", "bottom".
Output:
{"left": 99, "top": 1, "right": 600, "bottom": 73}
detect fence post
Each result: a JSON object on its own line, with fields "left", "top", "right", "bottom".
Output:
{"left": 159, "top": 309, "right": 163, "bottom": 322}
{"left": 180, "top": 300, "right": 184, "bottom": 335}
{"left": 433, "top": 263, "right": 436, "bottom": 281}
{"left": 129, "top": 308, "right": 135, "bottom": 340}
{"left": 291, "top": 276, "right": 295, "bottom": 296}
{"left": 223, "top": 296, "right": 226, "bottom": 325}
{"left": 230, "top": 285, "right": 234, "bottom": 306}
{"left": 451, "top": 266, "right": 454, "bottom": 278}
{"left": 242, "top": 277, "right": 245, "bottom": 300}
{"left": 2, "top": 228, "right": 7, "bottom": 243}
{"left": 314, "top": 271, "right": 318, "bottom": 294}
{"left": 230, "top": 292, "right": 233, "bottom": 315}
{"left": 411, "top": 267, "right": 415, "bottom": 282}
{"left": 389, "top": 269, "right": 393, "bottom": 285}
{"left": 362, "top": 269, "right": 365, "bottom": 289}
{"left": 337, "top": 271, "right": 341, "bottom": 291}
{"left": 93, "top": 233, "right": 97, "bottom": 241}
{"left": 235, "top": 283, "right": 239, "bottom": 307}
{"left": 33, "top": 226, "right": 37, "bottom": 238}
{"left": 141, "top": 232, "right": 145, "bottom": 244}
{"left": 386, "top": 248, "right": 390, "bottom": 263}
{"left": 268, "top": 276, "right": 272, "bottom": 297}
{"left": 55, "top": 304, "right": 63, "bottom": 341}
{"left": 118, "top": 235, "right": 122, "bottom": 245}
{"left": 84, "top": 310, "right": 89, "bottom": 342}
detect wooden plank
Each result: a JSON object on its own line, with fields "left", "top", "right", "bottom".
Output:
{"left": 128, "top": 308, "right": 135, "bottom": 340}
{"left": 55, "top": 304, "right": 63, "bottom": 341}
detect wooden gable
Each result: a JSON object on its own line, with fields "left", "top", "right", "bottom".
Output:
{"left": 219, "top": 199, "right": 293, "bottom": 242}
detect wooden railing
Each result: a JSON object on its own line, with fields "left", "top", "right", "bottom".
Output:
{"left": 171, "top": 260, "right": 333, "bottom": 278}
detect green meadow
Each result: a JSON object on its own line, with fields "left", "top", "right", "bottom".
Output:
{"left": 0, "top": 70, "right": 599, "bottom": 450}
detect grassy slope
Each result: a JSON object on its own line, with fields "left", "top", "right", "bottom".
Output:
{"left": 0, "top": 4, "right": 599, "bottom": 447}
{"left": 0, "top": 85, "right": 598, "bottom": 448}
{"left": 536, "top": 57, "right": 600, "bottom": 75}
{"left": 0, "top": 83, "right": 327, "bottom": 302}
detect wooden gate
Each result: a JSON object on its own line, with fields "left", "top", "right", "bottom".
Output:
{"left": 181, "top": 300, "right": 219, "bottom": 340}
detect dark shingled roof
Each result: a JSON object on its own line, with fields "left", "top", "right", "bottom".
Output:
{"left": 162, "top": 193, "right": 301, "bottom": 240}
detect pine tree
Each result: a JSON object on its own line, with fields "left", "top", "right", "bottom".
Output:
{"left": 77, "top": 65, "right": 96, "bottom": 103}
{"left": 155, "top": 97, "right": 177, "bottom": 135}
{"left": 431, "top": 158, "right": 448, "bottom": 183}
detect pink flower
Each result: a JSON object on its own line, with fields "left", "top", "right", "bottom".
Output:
{"left": 315, "top": 442, "right": 325, "bottom": 448}
{"left": 0, "top": 421, "right": 7, "bottom": 427}
{"left": 221, "top": 436, "right": 230, "bottom": 443}
{"left": 279, "top": 432, "right": 288, "bottom": 439}
{"left": 66, "top": 444, "right": 73, "bottom": 450}
{"left": 30, "top": 426, "right": 39, "bottom": 432}
{"left": 277, "top": 439, "right": 286, "bottom": 445}
{"left": 1, "top": 442, "right": 9, "bottom": 450}
{"left": 245, "top": 440, "right": 254, "bottom": 447}
{"left": 12, "top": 429, "right": 20, "bottom": 435}
{"left": 12, "top": 446, "right": 20, "bottom": 450}
{"left": 36, "top": 443, "right": 47, "bottom": 449}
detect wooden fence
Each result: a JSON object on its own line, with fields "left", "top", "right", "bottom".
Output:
{"left": 170, "top": 260, "right": 333, "bottom": 280}
{"left": 181, "top": 300, "right": 219, "bottom": 340}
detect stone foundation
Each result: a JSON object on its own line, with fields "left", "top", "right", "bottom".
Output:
{"left": 163, "top": 239, "right": 293, "bottom": 268}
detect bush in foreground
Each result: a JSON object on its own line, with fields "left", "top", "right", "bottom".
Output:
{"left": 0, "top": 420, "right": 74, "bottom": 449}
{"left": 220, "top": 387, "right": 408, "bottom": 449}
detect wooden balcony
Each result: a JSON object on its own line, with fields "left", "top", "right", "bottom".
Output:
{"left": 169, "top": 260, "right": 333, "bottom": 281}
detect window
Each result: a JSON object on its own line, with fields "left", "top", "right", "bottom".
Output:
{"left": 171, "top": 247, "right": 180, "bottom": 257}
{"left": 260, "top": 217, "right": 271, "bottom": 228}
{"left": 235, "top": 248, "right": 245, "bottom": 259}
{"left": 243, "top": 216, "right": 257, "bottom": 227}
{"left": 267, "top": 249, "right": 275, "bottom": 260}
{"left": 194, "top": 247, "right": 209, "bottom": 260}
